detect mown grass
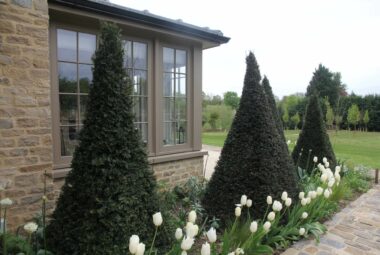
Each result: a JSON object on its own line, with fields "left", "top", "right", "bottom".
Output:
{"left": 202, "top": 130, "right": 380, "bottom": 169}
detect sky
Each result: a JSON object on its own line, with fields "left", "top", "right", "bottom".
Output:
{"left": 111, "top": 0, "right": 380, "bottom": 99}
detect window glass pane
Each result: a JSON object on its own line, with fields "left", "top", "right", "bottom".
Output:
{"left": 57, "top": 29, "right": 77, "bottom": 62}
{"left": 177, "top": 121, "right": 187, "bottom": 144}
{"left": 124, "top": 40, "right": 132, "bottom": 68}
{"left": 80, "top": 95, "right": 88, "bottom": 124}
{"left": 176, "top": 74, "right": 186, "bottom": 97}
{"left": 163, "top": 98, "right": 175, "bottom": 121}
{"left": 79, "top": 64, "right": 93, "bottom": 93}
{"left": 133, "top": 97, "right": 147, "bottom": 122}
{"left": 176, "top": 50, "right": 186, "bottom": 73}
{"left": 59, "top": 95, "right": 77, "bottom": 125}
{"left": 78, "top": 33, "right": 96, "bottom": 64}
{"left": 136, "top": 123, "right": 148, "bottom": 144}
{"left": 133, "top": 70, "right": 147, "bottom": 96}
{"left": 163, "top": 73, "right": 175, "bottom": 97}
{"left": 58, "top": 62, "right": 77, "bottom": 93}
{"left": 60, "top": 126, "right": 79, "bottom": 156}
{"left": 163, "top": 47, "right": 174, "bottom": 72}
{"left": 163, "top": 122, "right": 175, "bottom": 145}
{"left": 133, "top": 42, "right": 147, "bottom": 70}
{"left": 176, "top": 98, "right": 187, "bottom": 121}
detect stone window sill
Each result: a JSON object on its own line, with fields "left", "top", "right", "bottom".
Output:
{"left": 49, "top": 150, "right": 208, "bottom": 179}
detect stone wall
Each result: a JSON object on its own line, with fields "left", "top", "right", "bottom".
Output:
{"left": 0, "top": 0, "right": 54, "bottom": 229}
{"left": 152, "top": 156, "right": 204, "bottom": 186}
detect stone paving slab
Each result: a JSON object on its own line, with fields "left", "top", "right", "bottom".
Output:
{"left": 281, "top": 184, "right": 380, "bottom": 255}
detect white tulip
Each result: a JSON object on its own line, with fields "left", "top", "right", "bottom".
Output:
{"left": 250, "top": 221, "right": 258, "bottom": 233}
{"left": 324, "top": 162, "right": 330, "bottom": 168}
{"left": 201, "top": 242, "right": 211, "bottom": 255}
{"left": 136, "top": 243, "right": 145, "bottom": 255}
{"left": 240, "top": 195, "right": 247, "bottom": 206}
{"left": 313, "top": 156, "right": 318, "bottom": 163}
{"left": 181, "top": 236, "right": 194, "bottom": 251}
{"left": 307, "top": 191, "right": 312, "bottom": 198}
{"left": 328, "top": 179, "right": 335, "bottom": 188}
{"left": 334, "top": 172, "right": 341, "bottom": 181}
{"left": 188, "top": 210, "right": 197, "bottom": 223}
{"left": 206, "top": 227, "right": 217, "bottom": 243}
{"left": 318, "top": 163, "right": 324, "bottom": 172}
{"left": 299, "top": 192, "right": 305, "bottom": 199}
{"left": 263, "top": 221, "right": 271, "bottom": 232}
{"left": 153, "top": 212, "right": 163, "bottom": 227}
{"left": 323, "top": 157, "right": 327, "bottom": 163}
{"left": 0, "top": 198, "right": 13, "bottom": 207}
{"left": 306, "top": 197, "right": 311, "bottom": 205}
{"left": 302, "top": 212, "right": 308, "bottom": 219}
{"left": 129, "top": 235, "right": 140, "bottom": 254}
{"left": 235, "top": 206, "right": 241, "bottom": 217}
{"left": 272, "top": 200, "right": 283, "bottom": 212}
{"left": 175, "top": 228, "right": 183, "bottom": 240}
{"left": 267, "top": 211, "right": 275, "bottom": 221}
{"left": 266, "top": 195, "right": 273, "bottom": 205}
{"left": 235, "top": 248, "right": 244, "bottom": 255}
{"left": 310, "top": 191, "right": 317, "bottom": 199}
{"left": 321, "top": 173, "right": 328, "bottom": 183}
{"left": 285, "top": 197, "right": 292, "bottom": 207}
{"left": 24, "top": 222, "right": 38, "bottom": 234}
{"left": 246, "top": 199, "right": 252, "bottom": 208}
{"left": 281, "top": 191, "right": 288, "bottom": 201}
{"left": 299, "top": 227, "right": 306, "bottom": 236}
{"left": 317, "top": 187, "right": 323, "bottom": 195}
{"left": 301, "top": 198, "right": 307, "bottom": 206}
{"left": 185, "top": 222, "right": 198, "bottom": 238}
{"left": 335, "top": 165, "right": 341, "bottom": 173}
{"left": 181, "top": 251, "right": 187, "bottom": 255}
{"left": 324, "top": 189, "right": 330, "bottom": 198}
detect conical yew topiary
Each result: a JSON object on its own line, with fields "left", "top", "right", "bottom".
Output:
{"left": 202, "top": 52, "right": 299, "bottom": 224}
{"left": 292, "top": 93, "right": 336, "bottom": 172}
{"left": 262, "top": 76, "right": 286, "bottom": 143}
{"left": 47, "top": 23, "right": 168, "bottom": 254}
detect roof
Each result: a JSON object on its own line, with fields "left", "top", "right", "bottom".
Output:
{"left": 48, "top": 0, "right": 230, "bottom": 45}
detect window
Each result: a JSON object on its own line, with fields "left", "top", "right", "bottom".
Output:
{"left": 162, "top": 47, "right": 187, "bottom": 145}
{"left": 56, "top": 29, "right": 96, "bottom": 156}
{"left": 123, "top": 40, "right": 148, "bottom": 144}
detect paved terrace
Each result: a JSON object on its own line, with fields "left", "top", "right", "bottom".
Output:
{"left": 202, "top": 145, "right": 380, "bottom": 255}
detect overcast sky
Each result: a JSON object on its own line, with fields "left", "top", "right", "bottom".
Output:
{"left": 112, "top": 0, "right": 380, "bottom": 99}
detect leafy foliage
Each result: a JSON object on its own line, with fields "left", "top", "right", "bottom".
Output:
{"left": 46, "top": 23, "right": 168, "bottom": 255}
{"left": 347, "top": 104, "right": 360, "bottom": 130}
{"left": 203, "top": 52, "right": 299, "bottom": 224}
{"left": 223, "top": 91, "right": 240, "bottom": 110}
{"left": 292, "top": 94, "right": 337, "bottom": 172}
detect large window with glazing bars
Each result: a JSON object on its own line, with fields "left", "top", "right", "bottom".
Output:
{"left": 163, "top": 47, "right": 187, "bottom": 146}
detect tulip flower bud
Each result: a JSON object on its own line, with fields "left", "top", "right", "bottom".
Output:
{"left": 328, "top": 179, "right": 335, "bottom": 188}
{"left": 299, "top": 192, "right": 305, "bottom": 199}
{"left": 325, "top": 162, "right": 330, "bottom": 168}
{"left": 153, "top": 212, "right": 163, "bottom": 227}
{"left": 266, "top": 196, "right": 273, "bottom": 205}
{"left": 324, "top": 189, "right": 330, "bottom": 198}
{"left": 188, "top": 210, "right": 197, "bottom": 223}
{"left": 175, "top": 228, "right": 183, "bottom": 240}
{"left": 301, "top": 198, "right": 307, "bottom": 206}
{"left": 136, "top": 243, "right": 145, "bottom": 255}
{"left": 129, "top": 235, "right": 140, "bottom": 254}
{"left": 317, "top": 187, "right": 323, "bottom": 195}
{"left": 24, "top": 222, "right": 38, "bottom": 234}
{"left": 181, "top": 236, "right": 194, "bottom": 251}
{"left": 0, "top": 198, "right": 13, "bottom": 207}
{"left": 272, "top": 200, "right": 283, "bottom": 211}
{"left": 299, "top": 227, "right": 306, "bottom": 236}
{"left": 285, "top": 197, "right": 292, "bottom": 207}
{"left": 335, "top": 165, "right": 341, "bottom": 173}
{"left": 250, "top": 221, "right": 258, "bottom": 233}
{"left": 323, "top": 157, "right": 327, "bottom": 163}
{"left": 313, "top": 156, "right": 318, "bottom": 163}
{"left": 267, "top": 211, "right": 275, "bottom": 221}
{"left": 246, "top": 199, "right": 252, "bottom": 208}
{"left": 206, "top": 227, "right": 217, "bottom": 243}
{"left": 321, "top": 174, "right": 328, "bottom": 183}
{"left": 263, "top": 221, "right": 271, "bottom": 232}
{"left": 240, "top": 195, "right": 247, "bottom": 206}
{"left": 235, "top": 206, "right": 241, "bottom": 217}
{"left": 302, "top": 212, "right": 308, "bottom": 219}
{"left": 281, "top": 191, "right": 288, "bottom": 201}
{"left": 201, "top": 242, "right": 211, "bottom": 255}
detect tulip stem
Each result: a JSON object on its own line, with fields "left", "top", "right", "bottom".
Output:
{"left": 148, "top": 227, "right": 158, "bottom": 255}
{"left": 262, "top": 205, "right": 269, "bottom": 222}
{"left": 2, "top": 208, "right": 7, "bottom": 255}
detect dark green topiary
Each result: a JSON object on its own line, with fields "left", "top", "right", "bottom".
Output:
{"left": 46, "top": 23, "right": 168, "bottom": 255}
{"left": 262, "top": 76, "right": 286, "bottom": 143}
{"left": 292, "top": 93, "right": 337, "bottom": 172}
{"left": 202, "top": 52, "right": 299, "bottom": 224}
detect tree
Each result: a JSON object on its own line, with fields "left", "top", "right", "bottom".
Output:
{"left": 202, "top": 52, "right": 299, "bottom": 224}
{"left": 347, "top": 104, "right": 360, "bottom": 130}
{"left": 325, "top": 101, "right": 334, "bottom": 130}
{"left": 290, "top": 112, "right": 301, "bottom": 130}
{"left": 363, "top": 110, "right": 370, "bottom": 131}
{"left": 209, "top": 111, "right": 220, "bottom": 130}
{"left": 292, "top": 94, "right": 336, "bottom": 173}
{"left": 223, "top": 91, "right": 240, "bottom": 110}
{"left": 306, "top": 64, "right": 342, "bottom": 108}
{"left": 282, "top": 108, "right": 289, "bottom": 129}
{"left": 47, "top": 23, "right": 168, "bottom": 254}
{"left": 262, "top": 76, "right": 286, "bottom": 141}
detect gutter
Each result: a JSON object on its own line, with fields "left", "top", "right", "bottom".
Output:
{"left": 48, "top": 0, "right": 230, "bottom": 44}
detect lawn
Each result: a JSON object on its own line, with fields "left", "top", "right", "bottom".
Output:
{"left": 202, "top": 130, "right": 380, "bottom": 169}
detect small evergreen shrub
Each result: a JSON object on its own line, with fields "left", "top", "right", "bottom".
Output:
{"left": 292, "top": 93, "right": 337, "bottom": 172}
{"left": 46, "top": 23, "right": 168, "bottom": 254}
{"left": 202, "top": 52, "right": 299, "bottom": 224}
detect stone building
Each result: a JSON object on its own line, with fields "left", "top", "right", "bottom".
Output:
{"left": 0, "top": 0, "right": 229, "bottom": 228}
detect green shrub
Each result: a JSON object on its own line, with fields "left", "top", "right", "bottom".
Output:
{"left": 203, "top": 52, "right": 299, "bottom": 224}
{"left": 46, "top": 23, "right": 168, "bottom": 255}
{"left": 292, "top": 93, "right": 337, "bottom": 172}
